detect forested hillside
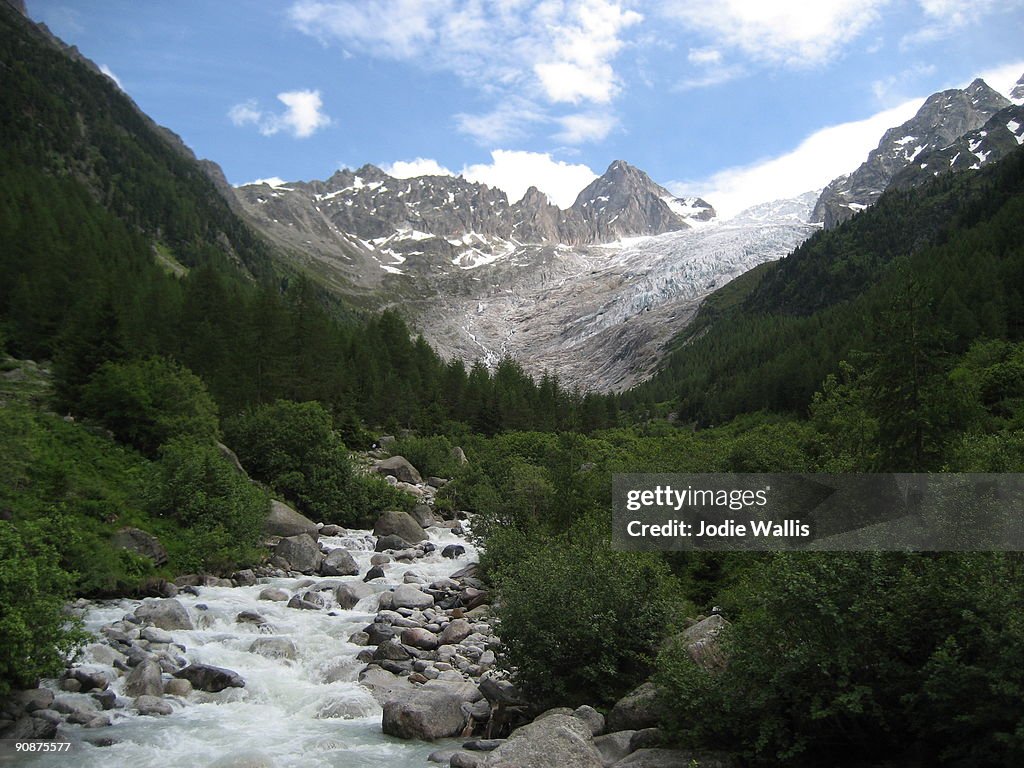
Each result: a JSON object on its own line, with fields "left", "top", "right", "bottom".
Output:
{"left": 625, "top": 146, "right": 1024, "bottom": 458}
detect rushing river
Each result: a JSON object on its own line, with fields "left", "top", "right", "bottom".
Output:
{"left": 20, "top": 527, "right": 478, "bottom": 768}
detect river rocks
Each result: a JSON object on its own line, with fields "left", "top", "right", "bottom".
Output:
{"left": 374, "top": 456, "right": 423, "bottom": 485}
{"left": 680, "top": 614, "right": 729, "bottom": 672}
{"left": 135, "top": 695, "right": 173, "bottom": 716}
{"left": 336, "top": 581, "right": 375, "bottom": 609}
{"left": 451, "top": 752, "right": 483, "bottom": 768}
{"left": 374, "top": 510, "right": 428, "bottom": 544}
{"left": 164, "top": 678, "right": 192, "bottom": 697}
{"left": 401, "top": 627, "right": 440, "bottom": 650}
{"left": 439, "top": 618, "right": 473, "bottom": 645}
{"left": 481, "top": 713, "right": 603, "bottom": 768}
{"left": 111, "top": 527, "right": 168, "bottom": 566}
{"left": 69, "top": 668, "right": 109, "bottom": 692}
{"left": 264, "top": 499, "right": 319, "bottom": 539}
{"left": 443, "top": 544, "right": 466, "bottom": 559}
{"left": 381, "top": 685, "right": 470, "bottom": 740}
{"left": 629, "top": 728, "right": 664, "bottom": 752}
{"left": 375, "top": 534, "right": 412, "bottom": 552}
{"left": 574, "top": 705, "right": 605, "bottom": 737}
{"left": 124, "top": 658, "right": 165, "bottom": 698}
{"left": 249, "top": 637, "right": 298, "bottom": 660}
{"left": 276, "top": 533, "right": 323, "bottom": 574}
{"left": 606, "top": 682, "right": 662, "bottom": 732}
{"left": 392, "top": 584, "right": 434, "bottom": 610}
{"left": 174, "top": 664, "right": 245, "bottom": 693}
{"left": 287, "top": 593, "right": 323, "bottom": 610}
{"left": 321, "top": 548, "right": 359, "bottom": 576}
{"left": 135, "top": 598, "right": 194, "bottom": 631}
{"left": 409, "top": 504, "right": 437, "bottom": 528}
{"left": 594, "top": 730, "right": 636, "bottom": 766}
{"left": 258, "top": 587, "right": 290, "bottom": 602}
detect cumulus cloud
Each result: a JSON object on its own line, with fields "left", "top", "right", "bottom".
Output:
{"left": 289, "top": 0, "right": 640, "bottom": 144}
{"left": 461, "top": 150, "right": 598, "bottom": 208}
{"left": 975, "top": 59, "right": 1024, "bottom": 100}
{"left": 668, "top": 98, "right": 924, "bottom": 218}
{"left": 228, "top": 89, "right": 332, "bottom": 139}
{"left": 381, "top": 158, "right": 454, "bottom": 178}
{"left": 236, "top": 176, "right": 290, "bottom": 188}
{"left": 661, "top": 0, "right": 888, "bottom": 68}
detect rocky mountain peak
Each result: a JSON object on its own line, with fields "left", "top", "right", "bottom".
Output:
{"left": 1010, "top": 73, "right": 1024, "bottom": 103}
{"left": 812, "top": 77, "right": 1011, "bottom": 227}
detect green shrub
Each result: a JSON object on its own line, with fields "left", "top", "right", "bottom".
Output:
{"left": 150, "top": 438, "right": 269, "bottom": 573}
{"left": 493, "top": 518, "right": 681, "bottom": 709}
{"left": 224, "top": 399, "right": 409, "bottom": 526}
{"left": 390, "top": 434, "right": 460, "bottom": 479}
{"left": 655, "top": 552, "right": 1024, "bottom": 767}
{"left": 0, "top": 519, "right": 85, "bottom": 696}
{"left": 79, "top": 356, "right": 219, "bottom": 456}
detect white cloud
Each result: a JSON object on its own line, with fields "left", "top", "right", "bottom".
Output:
{"left": 461, "top": 150, "right": 597, "bottom": 207}
{"left": 275, "top": 90, "right": 332, "bottom": 138}
{"left": 228, "top": 89, "right": 332, "bottom": 139}
{"left": 553, "top": 112, "right": 618, "bottom": 143}
{"left": 455, "top": 99, "right": 547, "bottom": 145}
{"left": 237, "top": 177, "right": 289, "bottom": 188}
{"left": 99, "top": 64, "right": 123, "bottom": 90}
{"left": 902, "top": 0, "right": 1022, "bottom": 47}
{"left": 289, "top": 0, "right": 640, "bottom": 144}
{"left": 975, "top": 59, "right": 1024, "bottom": 100}
{"left": 687, "top": 47, "right": 722, "bottom": 66}
{"left": 870, "top": 62, "right": 936, "bottom": 105}
{"left": 662, "top": 0, "right": 889, "bottom": 68}
{"left": 668, "top": 98, "right": 924, "bottom": 218}
{"left": 381, "top": 158, "right": 454, "bottom": 178}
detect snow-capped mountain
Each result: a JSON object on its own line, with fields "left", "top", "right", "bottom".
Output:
{"left": 891, "top": 103, "right": 1024, "bottom": 188}
{"left": 812, "top": 78, "right": 1011, "bottom": 228}
{"left": 234, "top": 160, "right": 715, "bottom": 282}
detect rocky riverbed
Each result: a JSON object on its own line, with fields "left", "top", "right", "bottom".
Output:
{"left": 4, "top": 455, "right": 737, "bottom": 768}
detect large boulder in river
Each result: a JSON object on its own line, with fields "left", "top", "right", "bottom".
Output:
{"left": 374, "top": 510, "right": 427, "bottom": 544}
{"left": 135, "top": 598, "right": 194, "bottom": 631}
{"left": 111, "top": 527, "right": 168, "bottom": 566}
{"left": 336, "top": 582, "right": 375, "bottom": 609}
{"left": 606, "top": 682, "right": 663, "bottom": 732}
{"left": 375, "top": 534, "right": 411, "bottom": 552}
{"left": 391, "top": 584, "right": 434, "bottom": 610}
{"left": 374, "top": 456, "right": 423, "bottom": 485}
{"left": 481, "top": 713, "right": 603, "bottom": 767}
{"left": 275, "top": 533, "right": 323, "bottom": 574}
{"left": 124, "top": 658, "right": 164, "bottom": 698}
{"left": 320, "top": 548, "right": 359, "bottom": 576}
{"left": 174, "top": 664, "right": 245, "bottom": 693}
{"left": 264, "top": 499, "right": 319, "bottom": 539}
{"left": 381, "top": 681, "right": 480, "bottom": 740}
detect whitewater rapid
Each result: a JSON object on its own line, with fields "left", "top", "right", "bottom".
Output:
{"left": 22, "top": 527, "right": 478, "bottom": 768}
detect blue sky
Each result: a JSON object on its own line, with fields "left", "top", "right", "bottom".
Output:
{"left": 29, "top": 0, "right": 1024, "bottom": 215}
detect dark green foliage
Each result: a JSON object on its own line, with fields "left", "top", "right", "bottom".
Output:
{"left": 655, "top": 552, "right": 1024, "bottom": 767}
{"left": 79, "top": 357, "right": 220, "bottom": 457}
{"left": 0, "top": 519, "right": 85, "bottom": 696}
{"left": 149, "top": 438, "right": 269, "bottom": 573}
{"left": 625, "top": 147, "right": 1024, "bottom": 428}
{"left": 493, "top": 520, "right": 681, "bottom": 709}
{"left": 223, "top": 400, "right": 409, "bottom": 526}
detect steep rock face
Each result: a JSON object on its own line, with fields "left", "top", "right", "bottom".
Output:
{"left": 562, "top": 160, "right": 706, "bottom": 244}
{"left": 1011, "top": 74, "right": 1024, "bottom": 103}
{"left": 812, "top": 78, "right": 1011, "bottom": 228}
{"left": 233, "top": 160, "right": 717, "bottom": 282}
{"left": 890, "top": 104, "right": 1024, "bottom": 188}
